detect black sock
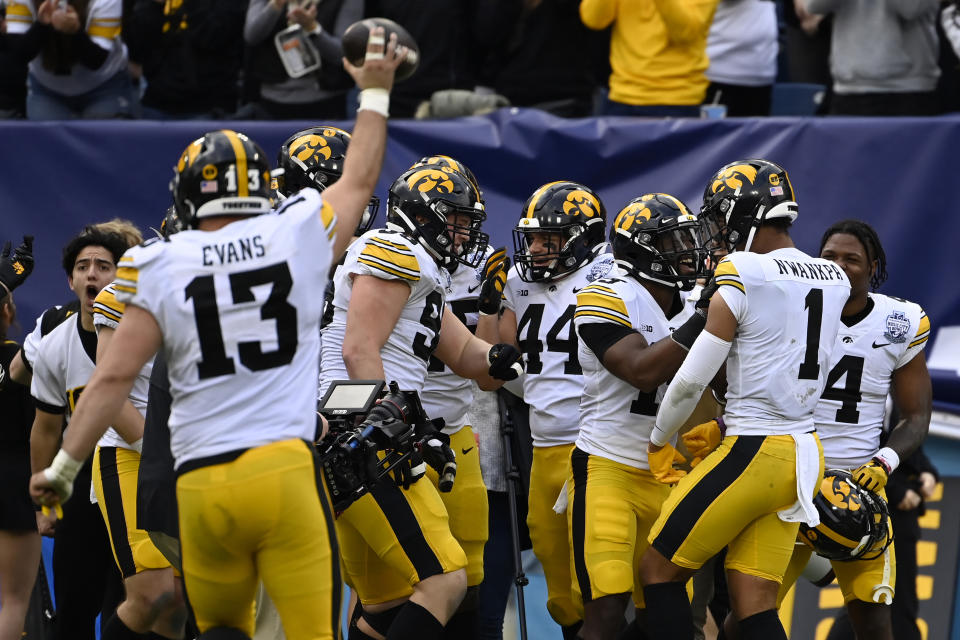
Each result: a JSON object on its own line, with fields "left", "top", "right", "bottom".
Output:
{"left": 642, "top": 582, "right": 693, "bottom": 640}
{"left": 738, "top": 609, "right": 785, "bottom": 640}
{"left": 102, "top": 613, "right": 147, "bottom": 640}
{"left": 385, "top": 602, "right": 444, "bottom": 640}
{"left": 442, "top": 607, "right": 478, "bottom": 639}
{"left": 617, "top": 619, "right": 650, "bottom": 640}
{"left": 561, "top": 621, "right": 583, "bottom": 640}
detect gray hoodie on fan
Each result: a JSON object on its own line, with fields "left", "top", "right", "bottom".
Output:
{"left": 805, "top": 0, "right": 940, "bottom": 94}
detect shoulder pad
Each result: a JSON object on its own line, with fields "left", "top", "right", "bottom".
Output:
{"left": 40, "top": 299, "right": 80, "bottom": 337}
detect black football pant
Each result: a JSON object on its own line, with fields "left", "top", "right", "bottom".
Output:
{"left": 52, "top": 466, "right": 124, "bottom": 640}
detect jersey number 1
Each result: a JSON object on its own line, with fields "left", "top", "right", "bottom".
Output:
{"left": 186, "top": 263, "right": 298, "bottom": 379}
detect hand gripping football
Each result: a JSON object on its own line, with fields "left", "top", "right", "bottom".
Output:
{"left": 341, "top": 17, "right": 420, "bottom": 82}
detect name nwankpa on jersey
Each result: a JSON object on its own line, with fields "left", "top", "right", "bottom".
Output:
{"left": 772, "top": 259, "right": 845, "bottom": 281}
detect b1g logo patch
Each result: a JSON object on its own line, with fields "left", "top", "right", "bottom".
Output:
{"left": 884, "top": 311, "right": 910, "bottom": 344}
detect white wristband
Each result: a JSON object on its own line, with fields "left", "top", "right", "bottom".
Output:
{"left": 357, "top": 88, "right": 390, "bottom": 117}
{"left": 875, "top": 447, "right": 900, "bottom": 473}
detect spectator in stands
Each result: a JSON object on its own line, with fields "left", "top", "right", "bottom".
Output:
{"left": 0, "top": 1, "right": 29, "bottom": 118}
{"left": 805, "top": 0, "right": 941, "bottom": 115}
{"left": 365, "top": 0, "right": 476, "bottom": 118}
{"left": 580, "top": 0, "right": 719, "bottom": 117}
{"left": 126, "top": 0, "right": 246, "bottom": 119}
{"left": 704, "top": 0, "right": 778, "bottom": 116}
{"left": 4, "top": 0, "right": 137, "bottom": 120}
{"left": 476, "top": 0, "right": 608, "bottom": 118}
{"left": 243, "top": 0, "right": 360, "bottom": 120}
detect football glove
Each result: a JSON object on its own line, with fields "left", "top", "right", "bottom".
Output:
{"left": 418, "top": 433, "right": 457, "bottom": 492}
{"left": 648, "top": 442, "right": 687, "bottom": 485}
{"left": 681, "top": 418, "right": 724, "bottom": 465}
{"left": 478, "top": 247, "right": 509, "bottom": 315}
{"left": 393, "top": 452, "right": 426, "bottom": 491}
{"left": 852, "top": 457, "right": 890, "bottom": 493}
{"left": 0, "top": 235, "right": 34, "bottom": 294}
{"left": 487, "top": 343, "right": 523, "bottom": 381}
{"left": 671, "top": 277, "right": 717, "bottom": 350}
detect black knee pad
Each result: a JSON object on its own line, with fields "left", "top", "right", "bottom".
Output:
{"left": 360, "top": 603, "right": 404, "bottom": 637}
{"left": 198, "top": 627, "right": 251, "bottom": 640}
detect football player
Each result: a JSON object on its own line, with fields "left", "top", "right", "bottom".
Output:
{"left": 91, "top": 260, "right": 190, "bottom": 638}
{"left": 319, "top": 162, "right": 523, "bottom": 640}
{"left": 30, "top": 28, "right": 407, "bottom": 640}
{"left": 27, "top": 224, "right": 138, "bottom": 640}
{"left": 639, "top": 159, "right": 850, "bottom": 640}
{"left": 755, "top": 220, "right": 930, "bottom": 640}
{"left": 414, "top": 156, "right": 502, "bottom": 638}
{"left": 569, "top": 194, "right": 709, "bottom": 640}
{"left": 483, "top": 180, "right": 614, "bottom": 638}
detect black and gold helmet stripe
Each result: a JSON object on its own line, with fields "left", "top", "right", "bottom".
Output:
{"left": 524, "top": 181, "right": 565, "bottom": 219}
{"left": 222, "top": 129, "right": 249, "bottom": 197}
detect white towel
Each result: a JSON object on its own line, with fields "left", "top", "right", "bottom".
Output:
{"left": 777, "top": 432, "right": 821, "bottom": 526}
{"left": 553, "top": 479, "right": 569, "bottom": 515}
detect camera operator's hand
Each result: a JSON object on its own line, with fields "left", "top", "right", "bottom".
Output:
{"left": 0, "top": 235, "right": 34, "bottom": 295}
{"left": 487, "top": 343, "right": 523, "bottom": 381}
{"left": 478, "top": 248, "right": 509, "bottom": 316}
{"left": 392, "top": 452, "right": 426, "bottom": 490}
{"left": 415, "top": 424, "right": 457, "bottom": 492}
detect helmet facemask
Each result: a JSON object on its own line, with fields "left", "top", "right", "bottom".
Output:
{"left": 513, "top": 220, "right": 596, "bottom": 283}
{"left": 391, "top": 196, "right": 488, "bottom": 269}
{"left": 615, "top": 217, "right": 706, "bottom": 291}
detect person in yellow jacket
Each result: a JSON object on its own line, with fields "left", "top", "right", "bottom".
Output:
{"left": 580, "top": 0, "right": 719, "bottom": 117}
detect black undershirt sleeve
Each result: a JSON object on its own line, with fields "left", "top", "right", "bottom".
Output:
{"left": 577, "top": 322, "right": 638, "bottom": 363}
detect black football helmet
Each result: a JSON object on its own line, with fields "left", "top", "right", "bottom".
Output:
{"left": 170, "top": 130, "right": 273, "bottom": 229}
{"left": 611, "top": 194, "right": 706, "bottom": 291}
{"left": 513, "top": 181, "right": 606, "bottom": 283}
{"left": 411, "top": 155, "right": 484, "bottom": 203}
{"left": 799, "top": 469, "right": 894, "bottom": 562}
{"left": 700, "top": 159, "right": 798, "bottom": 253}
{"left": 276, "top": 126, "right": 379, "bottom": 236}
{"left": 387, "top": 165, "right": 488, "bottom": 269}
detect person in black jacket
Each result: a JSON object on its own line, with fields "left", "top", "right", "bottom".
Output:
{"left": 126, "top": 0, "right": 246, "bottom": 119}
{"left": 0, "top": 238, "right": 38, "bottom": 640}
{"left": 242, "top": 0, "right": 360, "bottom": 119}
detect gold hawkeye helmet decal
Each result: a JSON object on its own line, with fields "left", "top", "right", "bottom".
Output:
{"left": 614, "top": 202, "right": 652, "bottom": 231}
{"left": 822, "top": 476, "right": 862, "bottom": 512}
{"left": 292, "top": 134, "right": 332, "bottom": 164}
{"left": 711, "top": 163, "right": 759, "bottom": 194}
{"left": 407, "top": 168, "right": 455, "bottom": 194}
{"left": 563, "top": 189, "right": 601, "bottom": 218}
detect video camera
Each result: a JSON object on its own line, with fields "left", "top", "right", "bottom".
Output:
{"left": 317, "top": 380, "right": 441, "bottom": 513}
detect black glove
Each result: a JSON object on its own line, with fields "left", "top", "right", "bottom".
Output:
{"left": 392, "top": 451, "right": 426, "bottom": 491}
{"left": 0, "top": 236, "right": 34, "bottom": 294}
{"left": 478, "top": 248, "right": 509, "bottom": 315}
{"left": 671, "top": 277, "right": 717, "bottom": 351}
{"left": 487, "top": 343, "right": 524, "bottom": 381}
{"left": 415, "top": 422, "right": 457, "bottom": 492}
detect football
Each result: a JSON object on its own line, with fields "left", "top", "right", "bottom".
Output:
{"left": 341, "top": 17, "right": 420, "bottom": 82}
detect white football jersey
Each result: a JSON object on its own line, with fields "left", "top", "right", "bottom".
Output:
{"left": 714, "top": 248, "right": 850, "bottom": 436}
{"left": 319, "top": 228, "right": 450, "bottom": 398}
{"left": 91, "top": 282, "right": 153, "bottom": 450}
{"left": 574, "top": 269, "right": 693, "bottom": 469}
{"left": 31, "top": 314, "right": 98, "bottom": 428}
{"left": 115, "top": 189, "right": 337, "bottom": 469}
{"left": 816, "top": 293, "right": 930, "bottom": 468}
{"left": 20, "top": 301, "right": 79, "bottom": 371}
{"left": 420, "top": 247, "right": 493, "bottom": 431}
{"left": 502, "top": 251, "right": 615, "bottom": 447}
